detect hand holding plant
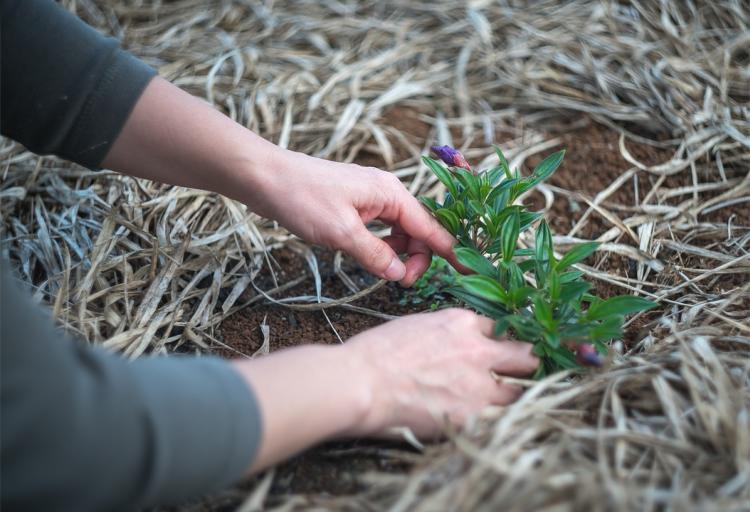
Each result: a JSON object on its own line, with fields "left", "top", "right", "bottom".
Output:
{"left": 420, "top": 145, "right": 657, "bottom": 377}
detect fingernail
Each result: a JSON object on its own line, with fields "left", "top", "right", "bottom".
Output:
{"left": 384, "top": 258, "right": 406, "bottom": 281}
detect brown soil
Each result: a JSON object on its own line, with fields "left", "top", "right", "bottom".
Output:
{"left": 217, "top": 248, "right": 426, "bottom": 357}
{"left": 524, "top": 118, "right": 675, "bottom": 237}
{"left": 523, "top": 117, "right": 747, "bottom": 304}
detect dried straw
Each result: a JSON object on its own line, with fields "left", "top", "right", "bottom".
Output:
{"left": 1, "top": 0, "right": 748, "bottom": 510}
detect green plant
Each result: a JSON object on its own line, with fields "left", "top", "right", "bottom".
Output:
{"left": 400, "top": 256, "right": 456, "bottom": 310}
{"left": 421, "top": 145, "right": 657, "bottom": 377}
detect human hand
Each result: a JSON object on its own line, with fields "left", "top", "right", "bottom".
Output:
{"left": 341, "top": 308, "right": 539, "bottom": 438}
{"left": 232, "top": 308, "right": 537, "bottom": 473}
{"left": 248, "top": 148, "right": 458, "bottom": 286}
{"left": 103, "top": 78, "right": 456, "bottom": 286}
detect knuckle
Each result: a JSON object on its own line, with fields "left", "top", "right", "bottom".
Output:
{"left": 383, "top": 171, "right": 402, "bottom": 187}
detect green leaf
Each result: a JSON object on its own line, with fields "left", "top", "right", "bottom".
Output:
{"left": 506, "top": 261, "right": 525, "bottom": 290}
{"left": 487, "top": 177, "right": 518, "bottom": 200}
{"left": 543, "top": 331, "right": 561, "bottom": 349}
{"left": 454, "top": 246, "right": 497, "bottom": 278}
{"left": 559, "top": 281, "right": 592, "bottom": 302}
{"left": 535, "top": 220, "right": 553, "bottom": 263}
{"left": 510, "top": 286, "right": 536, "bottom": 308}
{"left": 435, "top": 208, "right": 460, "bottom": 235}
{"left": 455, "top": 169, "right": 481, "bottom": 200}
{"left": 490, "top": 188, "right": 511, "bottom": 214}
{"left": 528, "top": 150, "right": 565, "bottom": 187}
{"left": 519, "top": 211, "right": 543, "bottom": 232}
{"left": 506, "top": 315, "right": 544, "bottom": 342}
{"left": 588, "top": 316, "right": 624, "bottom": 341}
{"left": 519, "top": 260, "right": 536, "bottom": 275}
{"left": 548, "top": 269, "right": 561, "bottom": 301}
{"left": 443, "top": 191, "right": 454, "bottom": 208}
{"left": 587, "top": 295, "right": 657, "bottom": 321}
{"left": 559, "top": 270, "right": 585, "bottom": 283}
{"left": 501, "top": 209, "right": 520, "bottom": 263}
{"left": 533, "top": 295, "right": 555, "bottom": 330}
{"left": 557, "top": 242, "right": 599, "bottom": 270}
{"left": 468, "top": 199, "right": 485, "bottom": 216}
{"left": 494, "top": 146, "right": 512, "bottom": 180}
{"left": 453, "top": 200, "right": 466, "bottom": 219}
{"left": 418, "top": 196, "right": 440, "bottom": 213}
{"left": 534, "top": 220, "right": 554, "bottom": 286}
{"left": 459, "top": 275, "right": 509, "bottom": 304}
{"left": 423, "top": 156, "right": 458, "bottom": 198}
{"left": 494, "top": 316, "right": 511, "bottom": 336}
{"left": 486, "top": 165, "right": 505, "bottom": 186}
{"left": 447, "top": 287, "right": 509, "bottom": 318}
{"left": 558, "top": 322, "right": 590, "bottom": 340}
{"left": 547, "top": 347, "right": 579, "bottom": 369}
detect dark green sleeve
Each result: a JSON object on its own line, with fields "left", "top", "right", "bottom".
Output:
{"left": 0, "top": 0, "right": 156, "bottom": 169}
{"left": 0, "top": 264, "right": 262, "bottom": 510}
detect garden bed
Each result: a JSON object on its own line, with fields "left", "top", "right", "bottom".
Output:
{"left": 201, "top": 117, "right": 748, "bottom": 508}
{"left": 2, "top": 1, "right": 747, "bottom": 511}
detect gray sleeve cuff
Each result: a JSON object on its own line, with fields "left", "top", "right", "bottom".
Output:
{"left": 130, "top": 355, "right": 263, "bottom": 506}
{"left": 64, "top": 49, "right": 157, "bottom": 169}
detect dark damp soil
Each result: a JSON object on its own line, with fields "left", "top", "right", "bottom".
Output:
{"left": 216, "top": 247, "right": 428, "bottom": 358}
{"left": 177, "top": 115, "right": 744, "bottom": 509}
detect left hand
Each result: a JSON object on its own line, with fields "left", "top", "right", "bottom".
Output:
{"left": 247, "top": 148, "right": 458, "bottom": 286}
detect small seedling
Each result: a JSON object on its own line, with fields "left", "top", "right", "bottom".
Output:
{"left": 400, "top": 256, "right": 456, "bottom": 310}
{"left": 421, "top": 145, "right": 657, "bottom": 377}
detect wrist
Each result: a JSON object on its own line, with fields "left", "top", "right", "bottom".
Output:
{"left": 335, "top": 341, "right": 385, "bottom": 437}
{"left": 219, "top": 132, "right": 289, "bottom": 209}
{"left": 321, "top": 343, "right": 378, "bottom": 438}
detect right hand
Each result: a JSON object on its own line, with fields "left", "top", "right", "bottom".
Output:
{"left": 342, "top": 308, "right": 539, "bottom": 438}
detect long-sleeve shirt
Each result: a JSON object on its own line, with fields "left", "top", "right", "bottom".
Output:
{"left": 0, "top": 1, "right": 262, "bottom": 509}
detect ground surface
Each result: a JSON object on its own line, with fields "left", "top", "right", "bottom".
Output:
{"left": 204, "top": 117, "right": 728, "bottom": 506}
{"left": 3, "top": 2, "right": 746, "bottom": 511}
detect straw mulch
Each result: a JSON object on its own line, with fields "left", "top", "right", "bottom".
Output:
{"left": 1, "top": 1, "right": 748, "bottom": 510}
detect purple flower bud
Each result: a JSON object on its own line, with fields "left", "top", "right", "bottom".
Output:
{"left": 576, "top": 344, "right": 603, "bottom": 367}
{"left": 430, "top": 145, "right": 472, "bottom": 172}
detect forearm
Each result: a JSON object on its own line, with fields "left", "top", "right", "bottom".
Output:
{"left": 230, "top": 344, "right": 373, "bottom": 474}
{"left": 102, "top": 77, "right": 281, "bottom": 211}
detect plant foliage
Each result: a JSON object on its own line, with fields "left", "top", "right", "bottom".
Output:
{"left": 420, "top": 147, "right": 657, "bottom": 377}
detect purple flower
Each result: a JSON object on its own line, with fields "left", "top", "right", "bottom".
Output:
{"left": 430, "top": 145, "right": 472, "bottom": 172}
{"left": 575, "top": 344, "right": 603, "bottom": 367}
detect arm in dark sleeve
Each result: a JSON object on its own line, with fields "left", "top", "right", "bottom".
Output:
{"left": 0, "top": 264, "right": 262, "bottom": 511}
{"left": 0, "top": 0, "right": 156, "bottom": 169}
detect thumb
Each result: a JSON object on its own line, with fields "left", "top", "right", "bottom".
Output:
{"left": 341, "top": 224, "right": 406, "bottom": 281}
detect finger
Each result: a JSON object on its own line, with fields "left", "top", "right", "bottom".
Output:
{"left": 379, "top": 188, "right": 458, "bottom": 265}
{"left": 384, "top": 225, "right": 434, "bottom": 287}
{"left": 340, "top": 223, "right": 406, "bottom": 281}
{"left": 491, "top": 382, "right": 524, "bottom": 405}
{"left": 486, "top": 340, "right": 539, "bottom": 377}
{"left": 383, "top": 233, "right": 408, "bottom": 254}
{"left": 475, "top": 315, "right": 496, "bottom": 338}
{"left": 401, "top": 251, "right": 431, "bottom": 287}
{"left": 400, "top": 236, "right": 432, "bottom": 287}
